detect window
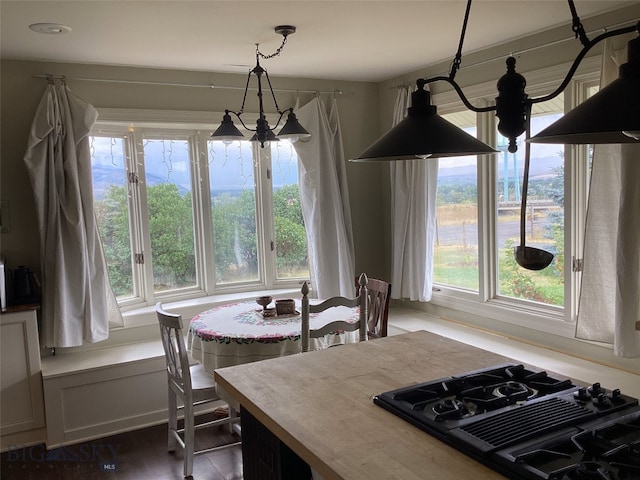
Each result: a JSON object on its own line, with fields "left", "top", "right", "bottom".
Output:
{"left": 90, "top": 135, "right": 135, "bottom": 299}
{"left": 431, "top": 62, "right": 600, "bottom": 330}
{"left": 207, "top": 141, "right": 260, "bottom": 285}
{"left": 496, "top": 97, "right": 565, "bottom": 307}
{"left": 142, "top": 136, "right": 198, "bottom": 294}
{"left": 90, "top": 117, "right": 309, "bottom": 309}
{"left": 434, "top": 111, "right": 479, "bottom": 291}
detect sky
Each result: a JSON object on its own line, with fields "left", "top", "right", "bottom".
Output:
{"left": 90, "top": 136, "right": 299, "bottom": 195}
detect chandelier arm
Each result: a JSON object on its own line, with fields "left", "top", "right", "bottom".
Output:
{"left": 238, "top": 67, "right": 254, "bottom": 115}
{"left": 531, "top": 23, "right": 638, "bottom": 106}
{"left": 263, "top": 69, "right": 285, "bottom": 115}
{"left": 273, "top": 109, "right": 289, "bottom": 130}
{"left": 450, "top": 0, "right": 473, "bottom": 81}
{"left": 567, "top": 0, "right": 589, "bottom": 47}
{"left": 227, "top": 110, "right": 257, "bottom": 133}
{"left": 424, "top": 75, "right": 496, "bottom": 113}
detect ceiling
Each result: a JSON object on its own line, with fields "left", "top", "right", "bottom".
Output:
{"left": 0, "top": 1, "right": 635, "bottom": 83}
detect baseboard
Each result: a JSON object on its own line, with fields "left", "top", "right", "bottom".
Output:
{"left": 1, "top": 427, "right": 47, "bottom": 453}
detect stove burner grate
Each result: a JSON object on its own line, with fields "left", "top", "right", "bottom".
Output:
{"left": 452, "top": 397, "right": 596, "bottom": 452}
{"left": 511, "top": 413, "right": 640, "bottom": 480}
{"left": 432, "top": 399, "right": 470, "bottom": 421}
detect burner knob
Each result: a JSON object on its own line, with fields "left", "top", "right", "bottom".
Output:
{"left": 608, "top": 388, "right": 622, "bottom": 401}
{"left": 574, "top": 387, "right": 590, "bottom": 402}
{"left": 588, "top": 382, "right": 603, "bottom": 397}
{"left": 595, "top": 392, "right": 611, "bottom": 407}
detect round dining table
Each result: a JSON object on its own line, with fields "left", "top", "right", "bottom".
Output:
{"left": 188, "top": 300, "right": 360, "bottom": 373}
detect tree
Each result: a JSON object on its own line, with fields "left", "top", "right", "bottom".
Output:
{"left": 211, "top": 189, "right": 258, "bottom": 282}
{"left": 94, "top": 185, "right": 133, "bottom": 297}
{"left": 95, "top": 181, "right": 309, "bottom": 291}
{"left": 146, "top": 183, "right": 196, "bottom": 288}
{"left": 273, "top": 184, "right": 308, "bottom": 275}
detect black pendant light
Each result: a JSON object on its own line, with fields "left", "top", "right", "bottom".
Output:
{"left": 352, "top": 0, "right": 638, "bottom": 271}
{"left": 352, "top": 80, "right": 496, "bottom": 161}
{"left": 211, "top": 25, "right": 310, "bottom": 148}
{"left": 277, "top": 111, "right": 311, "bottom": 140}
{"left": 530, "top": 34, "right": 640, "bottom": 144}
{"left": 353, "top": 0, "right": 496, "bottom": 161}
{"left": 211, "top": 111, "right": 244, "bottom": 143}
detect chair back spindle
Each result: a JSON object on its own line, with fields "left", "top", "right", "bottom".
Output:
{"left": 356, "top": 276, "right": 391, "bottom": 338}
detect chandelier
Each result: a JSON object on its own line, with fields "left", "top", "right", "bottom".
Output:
{"left": 211, "top": 25, "right": 310, "bottom": 148}
{"left": 352, "top": 0, "right": 640, "bottom": 161}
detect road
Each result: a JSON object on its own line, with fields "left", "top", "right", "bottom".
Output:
{"left": 435, "top": 219, "right": 553, "bottom": 249}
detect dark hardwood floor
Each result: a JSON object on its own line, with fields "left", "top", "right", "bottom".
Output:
{"left": 1, "top": 417, "right": 243, "bottom": 480}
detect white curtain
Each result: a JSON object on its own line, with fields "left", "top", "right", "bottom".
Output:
{"left": 293, "top": 96, "right": 355, "bottom": 298}
{"left": 575, "top": 40, "right": 640, "bottom": 358}
{"left": 23, "top": 83, "right": 123, "bottom": 348}
{"left": 390, "top": 86, "right": 439, "bottom": 301}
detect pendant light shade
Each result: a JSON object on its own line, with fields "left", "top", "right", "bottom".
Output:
{"left": 277, "top": 111, "right": 311, "bottom": 141}
{"left": 211, "top": 111, "right": 244, "bottom": 142}
{"left": 530, "top": 35, "right": 640, "bottom": 145}
{"left": 352, "top": 82, "right": 496, "bottom": 161}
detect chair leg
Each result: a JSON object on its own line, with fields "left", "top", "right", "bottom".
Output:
{"left": 167, "top": 389, "right": 178, "bottom": 452}
{"left": 183, "top": 402, "right": 195, "bottom": 478}
{"left": 229, "top": 405, "right": 237, "bottom": 434}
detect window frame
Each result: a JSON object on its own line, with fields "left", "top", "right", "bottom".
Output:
{"left": 90, "top": 108, "right": 309, "bottom": 313}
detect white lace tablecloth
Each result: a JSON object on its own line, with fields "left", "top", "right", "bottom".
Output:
{"left": 188, "top": 300, "right": 360, "bottom": 372}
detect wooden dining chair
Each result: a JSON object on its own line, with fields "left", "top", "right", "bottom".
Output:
{"left": 300, "top": 273, "right": 369, "bottom": 353}
{"left": 355, "top": 276, "right": 392, "bottom": 338}
{"left": 156, "top": 303, "right": 240, "bottom": 478}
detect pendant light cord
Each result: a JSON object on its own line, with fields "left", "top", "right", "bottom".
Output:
{"left": 449, "top": 0, "right": 473, "bottom": 81}
{"left": 568, "top": 0, "right": 589, "bottom": 47}
{"left": 257, "top": 32, "right": 289, "bottom": 60}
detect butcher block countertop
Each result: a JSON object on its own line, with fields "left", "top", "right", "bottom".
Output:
{"left": 215, "top": 330, "right": 525, "bottom": 480}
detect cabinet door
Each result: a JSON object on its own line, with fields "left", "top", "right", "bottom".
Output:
{"left": 1, "top": 310, "right": 45, "bottom": 437}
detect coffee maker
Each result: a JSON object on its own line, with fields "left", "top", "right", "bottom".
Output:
{"left": 13, "top": 265, "right": 39, "bottom": 305}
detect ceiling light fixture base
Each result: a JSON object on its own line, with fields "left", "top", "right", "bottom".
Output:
{"left": 274, "top": 25, "right": 296, "bottom": 37}
{"left": 29, "top": 23, "right": 72, "bottom": 35}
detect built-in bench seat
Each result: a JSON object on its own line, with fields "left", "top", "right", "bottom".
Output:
{"left": 40, "top": 340, "right": 170, "bottom": 448}
{"left": 41, "top": 339, "right": 165, "bottom": 380}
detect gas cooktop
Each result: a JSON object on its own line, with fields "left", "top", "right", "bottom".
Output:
{"left": 373, "top": 363, "right": 640, "bottom": 480}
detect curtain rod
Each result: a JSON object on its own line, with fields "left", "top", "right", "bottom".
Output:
{"left": 32, "top": 74, "right": 352, "bottom": 96}
{"left": 459, "top": 18, "right": 637, "bottom": 70}
{"left": 391, "top": 17, "right": 638, "bottom": 89}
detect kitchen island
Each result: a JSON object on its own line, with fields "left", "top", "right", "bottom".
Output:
{"left": 214, "top": 330, "right": 515, "bottom": 479}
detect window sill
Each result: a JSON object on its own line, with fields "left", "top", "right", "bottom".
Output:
{"left": 119, "top": 288, "right": 301, "bottom": 329}
{"left": 426, "top": 288, "right": 572, "bottom": 338}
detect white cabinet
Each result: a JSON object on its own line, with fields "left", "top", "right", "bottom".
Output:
{"left": 1, "top": 308, "right": 46, "bottom": 450}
